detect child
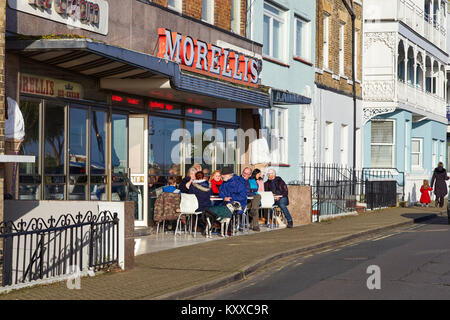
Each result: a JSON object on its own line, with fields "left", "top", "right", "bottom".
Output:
{"left": 163, "top": 176, "right": 180, "bottom": 193}
{"left": 190, "top": 171, "right": 211, "bottom": 212}
{"left": 419, "top": 180, "right": 433, "bottom": 207}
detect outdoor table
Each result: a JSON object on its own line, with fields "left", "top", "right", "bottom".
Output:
{"left": 210, "top": 197, "right": 223, "bottom": 201}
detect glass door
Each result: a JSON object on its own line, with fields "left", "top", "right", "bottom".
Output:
{"left": 129, "top": 115, "right": 148, "bottom": 226}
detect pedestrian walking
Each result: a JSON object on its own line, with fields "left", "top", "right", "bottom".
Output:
{"left": 430, "top": 162, "right": 449, "bottom": 208}
{"left": 419, "top": 180, "right": 432, "bottom": 207}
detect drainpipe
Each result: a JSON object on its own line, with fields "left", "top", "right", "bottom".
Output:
{"left": 341, "top": 0, "right": 357, "bottom": 193}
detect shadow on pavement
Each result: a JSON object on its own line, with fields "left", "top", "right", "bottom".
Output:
{"left": 401, "top": 213, "right": 449, "bottom": 225}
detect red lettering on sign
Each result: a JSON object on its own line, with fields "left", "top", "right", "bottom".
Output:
{"left": 157, "top": 28, "right": 261, "bottom": 88}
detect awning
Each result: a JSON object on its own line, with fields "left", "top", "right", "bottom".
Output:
{"left": 7, "top": 37, "right": 270, "bottom": 109}
{"left": 270, "top": 88, "right": 312, "bottom": 107}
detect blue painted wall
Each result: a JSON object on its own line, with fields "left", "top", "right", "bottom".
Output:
{"left": 248, "top": 0, "right": 316, "bottom": 182}
{"left": 363, "top": 110, "right": 447, "bottom": 174}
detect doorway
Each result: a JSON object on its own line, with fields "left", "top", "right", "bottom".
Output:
{"left": 129, "top": 115, "right": 148, "bottom": 227}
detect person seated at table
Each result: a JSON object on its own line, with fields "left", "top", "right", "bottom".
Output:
{"left": 241, "top": 167, "right": 261, "bottom": 232}
{"left": 193, "top": 163, "right": 202, "bottom": 173}
{"left": 264, "top": 168, "right": 293, "bottom": 228}
{"left": 179, "top": 166, "right": 198, "bottom": 193}
{"left": 251, "top": 168, "right": 265, "bottom": 192}
{"left": 162, "top": 176, "right": 180, "bottom": 193}
{"left": 189, "top": 171, "right": 212, "bottom": 212}
{"left": 203, "top": 167, "right": 211, "bottom": 180}
{"left": 148, "top": 167, "right": 167, "bottom": 192}
{"left": 210, "top": 170, "right": 223, "bottom": 196}
{"left": 219, "top": 167, "right": 247, "bottom": 214}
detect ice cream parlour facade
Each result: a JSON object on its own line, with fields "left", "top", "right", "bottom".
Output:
{"left": 5, "top": 0, "right": 270, "bottom": 227}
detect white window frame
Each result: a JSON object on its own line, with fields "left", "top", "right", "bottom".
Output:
{"left": 323, "top": 12, "right": 330, "bottom": 69}
{"left": 411, "top": 138, "right": 423, "bottom": 170}
{"left": 263, "top": 107, "right": 288, "bottom": 164}
{"left": 432, "top": 139, "right": 438, "bottom": 168}
{"left": 294, "top": 15, "right": 311, "bottom": 61}
{"left": 339, "top": 22, "right": 345, "bottom": 76}
{"left": 439, "top": 140, "right": 445, "bottom": 163}
{"left": 202, "top": 0, "right": 215, "bottom": 24}
{"left": 167, "top": 0, "right": 182, "bottom": 12}
{"left": 230, "top": 0, "right": 241, "bottom": 34}
{"left": 370, "top": 120, "right": 395, "bottom": 168}
{"left": 263, "top": 2, "right": 286, "bottom": 62}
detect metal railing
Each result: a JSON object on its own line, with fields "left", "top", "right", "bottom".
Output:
{"left": 291, "top": 164, "right": 404, "bottom": 220}
{"left": 0, "top": 211, "right": 119, "bottom": 287}
{"left": 291, "top": 164, "right": 362, "bottom": 219}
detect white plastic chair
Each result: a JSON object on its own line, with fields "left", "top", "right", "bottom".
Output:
{"left": 259, "top": 192, "right": 277, "bottom": 228}
{"left": 175, "top": 194, "right": 202, "bottom": 237}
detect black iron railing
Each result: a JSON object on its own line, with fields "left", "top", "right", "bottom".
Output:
{"left": 291, "top": 164, "right": 404, "bottom": 220}
{"left": 0, "top": 211, "right": 119, "bottom": 287}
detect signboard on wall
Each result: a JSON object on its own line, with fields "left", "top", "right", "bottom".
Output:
{"left": 157, "top": 28, "right": 262, "bottom": 88}
{"left": 7, "top": 0, "right": 109, "bottom": 35}
{"left": 20, "top": 74, "right": 84, "bottom": 100}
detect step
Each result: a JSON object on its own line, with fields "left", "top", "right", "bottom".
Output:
{"left": 134, "top": 226, "right": 155, "bottom": 237}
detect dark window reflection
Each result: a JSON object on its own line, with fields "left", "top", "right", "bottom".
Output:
{"left": 91, "top": 110, "right": 107, "bottom": 200}
{"left": 69, "top": 107, "right": 87, "bottom": 200}
{"left": 69, "top": 108, "right": 87, "bottom": 174}
{"left": 91, "top": 110, "right": 107, "bottom": 175}
{"left": 44, "top": 103, "right": 65, "bottom": 175}
{"left": 18, "top": 99, "right": 40, "bottom": 200}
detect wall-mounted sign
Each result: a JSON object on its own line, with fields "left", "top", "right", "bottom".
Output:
{"left": 20, "top": 74, "right": 84, "bottom": 100}
{"left": 271, "top": 89, "right": 312, "bottom": 105}
{"left": 7, "top": 0, "right": 108, "bottom": 35}
{"left": 157, "top": 28, "right": 262, "bottom": 88}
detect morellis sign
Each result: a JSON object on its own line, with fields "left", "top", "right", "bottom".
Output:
{"left": 157, "top": 28, "right": 262, "bottom": 88}
{"left": 7, "top": 0, "right": 109, "bottom": 35}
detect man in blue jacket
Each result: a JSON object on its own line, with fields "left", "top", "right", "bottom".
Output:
{"left": 219, "top": 167, "right": 247, "bottom": 214}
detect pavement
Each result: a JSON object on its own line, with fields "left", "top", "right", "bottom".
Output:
{"left": 0, "top": 205, "right": 446, "bottom": 300}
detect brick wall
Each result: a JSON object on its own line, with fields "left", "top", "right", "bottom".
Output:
{"left": 170, "top": 0, "right": 247, "bottom": 36}
{"left": 0, "top": 0, "right": 5, "bottom": 285}
{"left": 183, "top": 0, "right": 202, "bottom": 19}
{"left": 315, "top": 0, "right": 362, "bottom": 98}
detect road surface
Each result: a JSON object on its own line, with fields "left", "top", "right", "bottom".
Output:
{"left": 196, "top": 215, "right": 450, "bottom": 300}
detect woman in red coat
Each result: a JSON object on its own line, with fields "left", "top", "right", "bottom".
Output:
{"left": 419, "top": 179, "right": 433, "bottom": 207}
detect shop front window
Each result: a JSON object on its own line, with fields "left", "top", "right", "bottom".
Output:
{"left": 44, "top": 103, "right": 65, "bottom": 200}
{"left": 217, "top": 108, "right": 237, "bottom": 123}
{"left": 18, "top": 99, "right": 41, "bottom": 200}
{"left": 149, "top": 116, "right": 182, "bottom": 181}
{"left": 69, "top": 107, "right": 87, "bottom": 200}
{"left": 90, "top": 110, "right": 107, "bottom": 200}
{"left": 185, "top": 120, "right": 213, "bottom": 175}
{"left": 111, "top": 113, "right": 128, "bottom": 201}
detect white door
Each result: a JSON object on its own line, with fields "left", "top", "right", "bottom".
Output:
{"left": 129, "top": 115, "right": 148, "bottom": 227}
